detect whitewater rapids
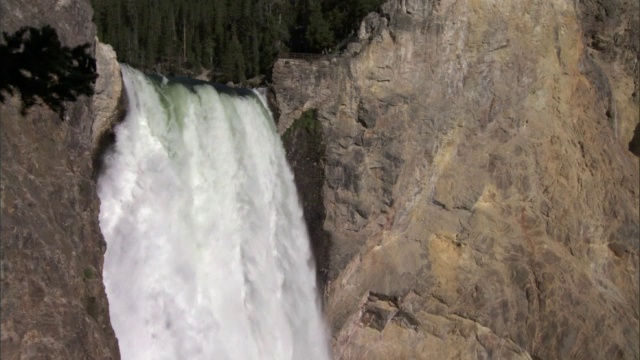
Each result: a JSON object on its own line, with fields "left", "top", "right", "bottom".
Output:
{"left": 97, "top": 66, "right": 330, "bottom": 360}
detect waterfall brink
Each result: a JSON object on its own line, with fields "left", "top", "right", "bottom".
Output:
{"left": 98, "top": 66, "right": 330, "bottom": 360}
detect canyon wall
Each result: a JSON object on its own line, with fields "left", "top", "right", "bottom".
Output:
{"left": 1, "top": 0, "right": 638, "bottom": 358}
{"left": 0, "top": 0, "right": 122, "bottom": 358}
{"left": 273, "top": 0, "right": 639, "bottom": 358}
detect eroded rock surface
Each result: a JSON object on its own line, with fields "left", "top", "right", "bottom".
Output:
{"left": 92, "top": 40, "right": 125, "bottom": 166}
{"left": 273, "top": 0, "right": 639, "bottom": 358}
{"left": 0, "top": 0, "right": 120, "bottom": 358}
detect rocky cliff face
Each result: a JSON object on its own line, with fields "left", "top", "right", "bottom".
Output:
{"left": 0, "top": 0, "right": 122, "bottom": 358}
{"left": 272, "top": 0, "right": 639, "bottom": 358}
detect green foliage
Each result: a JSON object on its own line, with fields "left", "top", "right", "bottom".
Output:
{"left": 305, "top": 1, "right": 334, "bottom": 52}
{"left": 90, "top": 0, "right": 385, "bottom": 82}
{"left": 0, "top": 26, "right": 97, "bottom": 118}
{"left": 282, "top": 109, "right": 325, "bottom": 173}
{"left": 283, "top": 109, "right": 321, "bottom": 146}
{"left": 83, "top": 267, "right": 96, "bottom": 279}
{"left": 221, "top": 34, "right": 246, "bottom": 83}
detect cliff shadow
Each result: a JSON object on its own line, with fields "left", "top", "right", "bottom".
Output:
{"left": 281, "top": 109, "right": 332, "bottom": 299}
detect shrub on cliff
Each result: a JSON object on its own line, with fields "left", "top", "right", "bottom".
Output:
{"left": 0, "top": 25, "right": 97, "bottom": 118}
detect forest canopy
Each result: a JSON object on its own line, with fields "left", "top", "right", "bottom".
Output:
{"left": 91, "top": 0, "right": 385, "bottom": 83}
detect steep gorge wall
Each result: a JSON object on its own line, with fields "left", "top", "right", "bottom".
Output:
{"left": 0, "top": 0, "right": 122, "bottom": 358}
{"left": 273, "top": 0, "right": 639, "bottom": 358}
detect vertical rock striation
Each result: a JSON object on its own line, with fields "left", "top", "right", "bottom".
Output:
{"left": 1, "top": 0, "right": 121, "bottom": 358}
{"left": 272, "top": 0, "right": 639, "bottom": 358}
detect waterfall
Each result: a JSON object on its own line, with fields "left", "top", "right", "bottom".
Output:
{"left": 97, "top": 66, "right": 330, "bottom": 360}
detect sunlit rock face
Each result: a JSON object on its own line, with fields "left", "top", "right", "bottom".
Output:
{"left": 92, "top": 40, "right": 126, "bottom": 164}
{"left": 272, "top": 0, "right": 639, "bottom": 358}
{"left": 0, "top": 0, "right": 120, "bottom": 358}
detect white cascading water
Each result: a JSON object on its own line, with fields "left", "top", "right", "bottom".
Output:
{"left": 97, "top": 66, "right": 330, "bottom": 360}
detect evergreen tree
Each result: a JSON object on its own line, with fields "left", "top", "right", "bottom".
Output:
{"left": 305, "top": 0, "right": 334, "bottom": 52}
{"left": 145, "top": 0, "right": 162, "bottom": 68}
{"left": 90, "top": 0, "right": 385, "bottom": 83}
{"left": 221, "top": 34, "right": 245, "bottom": 83}
{"left": 249, "top": 23, "right": 260, "bottom": 78}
